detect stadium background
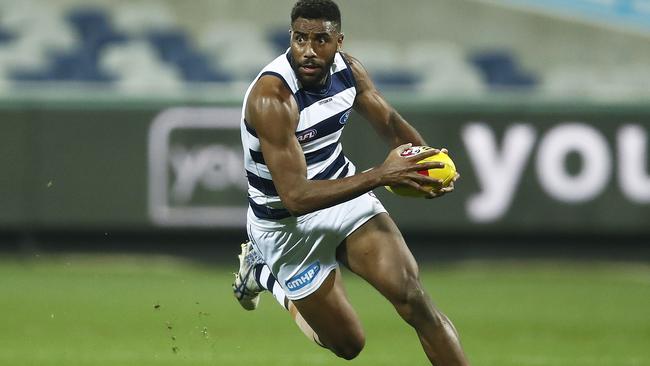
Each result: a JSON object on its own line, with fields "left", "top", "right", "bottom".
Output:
{"left": 1, "top": 0, "right": 649, "bottom": 365}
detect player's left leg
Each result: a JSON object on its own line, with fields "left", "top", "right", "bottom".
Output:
{"left": 336, "top": 213, "right": 470, "bottom": 366}
{"left": 233, "top": 241, "right": 329, "bottom": 348}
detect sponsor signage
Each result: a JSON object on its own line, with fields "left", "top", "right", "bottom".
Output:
{"left": 286, "top": 261, "right": 321, "bottom": 291}
{"left": 461, "top": 122, "right": 650, "bottom": 223}
{"left": 341, "top": 107, "right": 650, "bottom": 233}
{"left": 148, "top": 107, "right": 247, "bottom": 227}
{"left": 2, "top": 102, "right": 647, "bottom": 234}
{"left": 145, "top": 106, "right": 649, "bottom": 232}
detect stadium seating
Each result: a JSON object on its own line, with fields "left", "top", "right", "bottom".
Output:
{"left": 101, "top": 40, "right": 183, "bottom": 93}
{"left": 1, "top": 0, "right": 646, "bottom": 98}
{"left": 342, "top": 40, "right": 420, "bottom": 89}
{"left": 470, "top": 50, "right": 537, "bottom": 89}
{"left": 542, "top": 63, "right": 650, "bottom": 99}
{"left": 0, "top": 27, "right": 12, "bottom": 44}
{"left": 267, "top": 26, "right": 292, "bottom": 55}
{"left": 0, "top": 1, "right": 492, "bottom": 94}
{"left": 404, "top": 42, "right": 485, "bottom": 96}
{"left": 112, "top": 1, "right": 178, "bottom": 36}
{"left": 199, "top": 22, "right": 278, "bottom": 80}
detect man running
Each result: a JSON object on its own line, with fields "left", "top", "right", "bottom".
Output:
{"left": 233, "top": 1, "right": 469, "bottom": 364}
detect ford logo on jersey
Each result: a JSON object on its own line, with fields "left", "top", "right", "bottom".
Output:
{"left": 286, "top": 261, "right": 321, "bottom": 291}
{"left": 297, "top": 129, "right": 317, "bottom": 142}
{"left": 339, "top": 109, "right": 352, "bottom": 125}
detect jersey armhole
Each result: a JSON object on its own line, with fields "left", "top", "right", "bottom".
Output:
{"left": 338, "top": 53, "right": 358, "bottom": 89}
{"left": 259, "top": 71, "right": 300, "bottom": 110}
{"left": 259, "top": 71, "right": 294, "bottom": 95}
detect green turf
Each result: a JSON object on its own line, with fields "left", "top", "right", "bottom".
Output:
{"left": 0, "top": 255, "right": 648, "bottom": 366}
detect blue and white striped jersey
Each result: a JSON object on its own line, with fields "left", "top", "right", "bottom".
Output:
{"left": 240, "top": 50, "right": 357, "bottom": 220}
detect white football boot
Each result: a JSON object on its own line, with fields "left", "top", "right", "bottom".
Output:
{"left": 232, "top": 241, "right": 264, "bottom": 310}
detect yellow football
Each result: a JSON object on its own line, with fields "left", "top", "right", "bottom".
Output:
{"left": 385, "top": 146, "right": 456, "bottom": 197}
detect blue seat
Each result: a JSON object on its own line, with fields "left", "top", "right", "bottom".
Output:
{"left": 148, "top": 30, "right": 192, "bottom": 64}
{"left": 49, "top": 7, "right": 126, "bottom": 82}
{"left": 267, "top": 27, "right": 290, "bottom": 54}
{"left": 373, "top": 71, "right": 418, "bottom": 89}
{"left": 58, "top": 49, "right": 114, "bottom": 82}
{"left": 67, "top": 8, "right": 111, "bottom": 37}
{"left": 176, "top": 53, "right": 232, "bottom": 82}
{"left": 67, "top": 7, "right": 128, "bottom": 50}
{"left": 470, "top": 51, "right": 537, "bottom": 88}
{"left": 11, "top": 70, "right": 54, "bottom": 82}
{"left": 12, "top": 48, "right": 115, "bottom": 82}
{"left": 147, "top": 29, "right": 231, "bottom": 82}
{"left": 0, "top": 27, "right": 14, "bottom": 44}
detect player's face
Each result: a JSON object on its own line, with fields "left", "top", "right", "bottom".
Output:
{"left": 290, "top": 17, "right": 343, "bottom": 88}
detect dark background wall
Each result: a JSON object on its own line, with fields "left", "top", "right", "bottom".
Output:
{"left": 2, "top": 99, "right": 648, "bottom": 260}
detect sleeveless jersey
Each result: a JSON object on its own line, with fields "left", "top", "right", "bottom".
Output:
{"left": 240, "top": 51, "right": 357, "bottom": 220}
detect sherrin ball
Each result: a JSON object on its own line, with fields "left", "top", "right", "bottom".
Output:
{"left": 385, "top": 146, "right": 456, "bottom": 197}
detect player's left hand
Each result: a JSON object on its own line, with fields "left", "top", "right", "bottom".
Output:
{"left": 425, "top": 148, "right": 459, "bottom": 200}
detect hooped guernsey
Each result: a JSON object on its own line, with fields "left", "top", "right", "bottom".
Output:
{"left": 240, "top": 50, "right": 357, "bottom": 220}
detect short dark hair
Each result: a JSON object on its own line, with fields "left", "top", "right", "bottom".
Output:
{"left": 291, "top": 0, "right": 341, "bottom": 31}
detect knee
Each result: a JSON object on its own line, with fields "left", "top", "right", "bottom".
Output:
{"left": 328, "top": 331, "right": 365, "bottom": 360}
{"left": 392, "top": 278, "right": 439, "bottom": 326}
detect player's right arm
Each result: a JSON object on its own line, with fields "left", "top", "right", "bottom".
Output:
{"left": 246, "top": 76, "right": 443, "bottom": 216}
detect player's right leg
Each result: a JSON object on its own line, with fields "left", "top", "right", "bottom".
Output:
{"left": 233, "top": 241, "right": 288, "bottom": 310}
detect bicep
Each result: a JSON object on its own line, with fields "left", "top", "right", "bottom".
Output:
{"left": 247, "top": 88, "right": 307, "bottom": 199}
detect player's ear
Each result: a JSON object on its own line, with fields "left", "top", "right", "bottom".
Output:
{"left": 337, "top": 33, "right": 344, "bottom": 50}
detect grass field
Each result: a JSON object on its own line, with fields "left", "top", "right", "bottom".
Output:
{"left": 0, "top": 254, "right": 648, "bottom": 366}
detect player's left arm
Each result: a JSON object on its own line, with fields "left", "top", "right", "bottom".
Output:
{"left": 344, "top": 53, "right": 458, "bottom": 197}
{"left": 344, "top": 53, "right": 426, "bottom": 148}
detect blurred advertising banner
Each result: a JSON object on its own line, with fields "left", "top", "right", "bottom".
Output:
{"left": 148, "top": 108, "right": 246, "bottom": 227}
{"left": 342, "top": 103, "right": 650, "bottom": 234}
{"left": 0, "top": 103, "right": 648, "bottom": 234}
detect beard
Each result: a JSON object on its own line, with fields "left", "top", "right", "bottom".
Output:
{"left": 291, "top": 56, "right": 335, "bottom": 90}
